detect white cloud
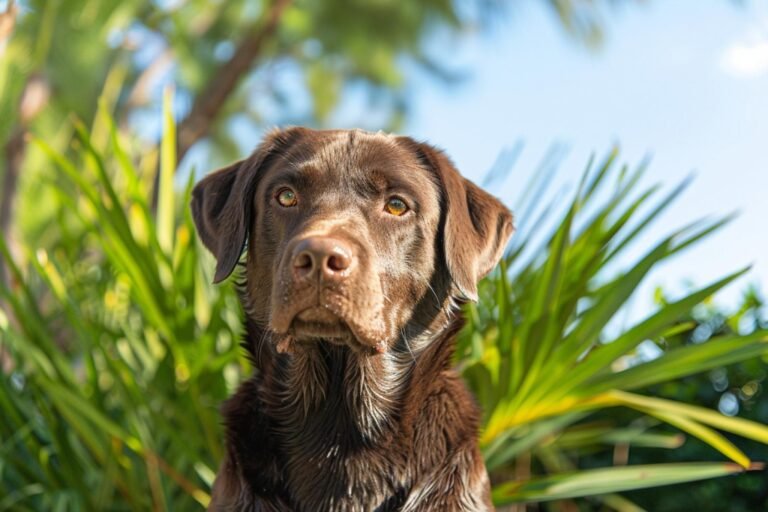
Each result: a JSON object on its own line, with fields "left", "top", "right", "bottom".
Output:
{"left": 720, "top": 36, "right": 768, "bottom": 78}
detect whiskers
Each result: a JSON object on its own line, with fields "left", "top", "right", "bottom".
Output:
{"left": 399, "top": 327, "right": 417, "bottom": 363}
{"left": 424, "top": 281, "right": 442, "bottom": 313}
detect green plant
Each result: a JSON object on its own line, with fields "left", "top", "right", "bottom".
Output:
{"left": 624, "top": 289, "right": 768, "bottom": 510}
{"left": 460, "top": 153, "right": 768, "bottom": 506}
{"left": 0, "top": 94, "right": 241, "bottom": 510}
{"left": 1, "top": 102, "right": 767, "bottom": 510}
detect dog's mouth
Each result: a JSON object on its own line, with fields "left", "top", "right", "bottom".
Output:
{"left": 272, "top": 288, "right": 390, "bottom": 353}
{"left": 290, "top": 307, "right": 353, "bottom": 342}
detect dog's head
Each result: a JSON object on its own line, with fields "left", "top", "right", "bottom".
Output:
{"left": 192, "top": 128, "right": 513, "bottom": 353}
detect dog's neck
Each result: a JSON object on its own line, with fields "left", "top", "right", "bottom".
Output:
{"left": 280, "top": 342, "right": 408, "bottom": 441}
{"left": 242, "top": 310, "right": 461, "bottom": 444}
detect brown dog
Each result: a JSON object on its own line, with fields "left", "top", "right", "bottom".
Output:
{"left": 191, "top": 127, "right": 513, "bottom": 511}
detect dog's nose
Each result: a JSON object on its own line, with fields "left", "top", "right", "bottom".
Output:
{"left": 292, "top": 237, "right": 353, "bottom": 282}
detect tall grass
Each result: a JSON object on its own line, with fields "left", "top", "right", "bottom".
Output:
{"left": 0, "top": 98, "right": 241, "bottom": 510}
{"left": 1, "top": 98, "right": 767, "bottom": 510}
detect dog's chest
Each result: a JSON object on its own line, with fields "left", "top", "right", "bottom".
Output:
{"left": 284, "top": 412, "right": 411, "bottom": 512}
{"left": 283, "top": 437, "right": 408, "bottom": 512}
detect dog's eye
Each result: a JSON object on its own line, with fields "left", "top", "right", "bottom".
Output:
{"left": 276, "top": 188, "right": 298, "bottom": 207}
{"left": 384, "top": 197, "right": 408, "bottom": 216}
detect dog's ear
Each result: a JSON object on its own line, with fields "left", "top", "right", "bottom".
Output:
{"left": 399, "top": 138, "right": 514, "bottom": 301}
{"left": 191, "top": 128, "right": 303, "bottom": 283}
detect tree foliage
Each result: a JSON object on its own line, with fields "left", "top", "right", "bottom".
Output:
{"left": 0, "top": 0, "right": 635, "bottom": 242}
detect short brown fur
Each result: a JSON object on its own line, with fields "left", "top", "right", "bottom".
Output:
{"left": 191, "top": 127, "right": 514, "bottom": 511}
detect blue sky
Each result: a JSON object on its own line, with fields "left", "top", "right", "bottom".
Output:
{"left": 401, "top": 1, "right": 768, "bottom": 316}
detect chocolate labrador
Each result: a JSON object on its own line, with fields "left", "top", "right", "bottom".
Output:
{"left": 191, "top": 127, "right": 514, "bottom": 511}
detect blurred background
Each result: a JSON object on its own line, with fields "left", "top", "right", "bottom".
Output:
{"left": 1, "top": 0, "right": 767, "bottom": 510}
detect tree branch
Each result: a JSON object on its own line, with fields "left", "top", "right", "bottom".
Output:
{"left": 0, "top": 128, "right": 23, "bottom": 297}
{"left": 0, "top": 129, "right": 24, "bottom": 238}
{"left": 176, "top": 0, "right": 292, "bottom": 164}
{"left": 0, "top": 71, "right": 48, "bottom": 296}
